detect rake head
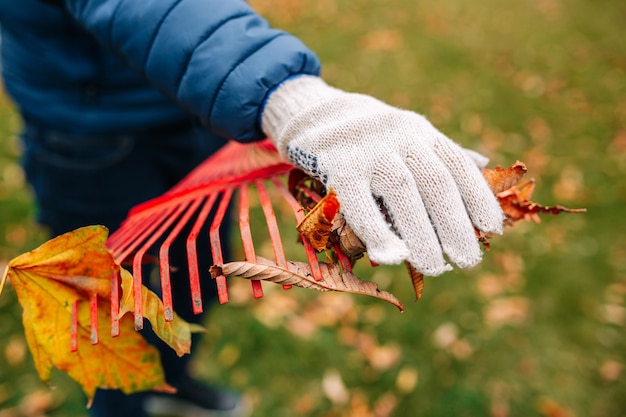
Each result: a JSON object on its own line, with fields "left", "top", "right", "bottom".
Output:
{"left": 100, "top": 139, "right": 329, "bottom": 338}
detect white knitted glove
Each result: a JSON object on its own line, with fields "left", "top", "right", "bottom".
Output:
{"left": 261, "top": 76, "right": 504, "bottom": 276}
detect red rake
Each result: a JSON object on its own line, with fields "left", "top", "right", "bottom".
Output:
{"left": 85, "top": 139, "right": 330, "bottom": 345}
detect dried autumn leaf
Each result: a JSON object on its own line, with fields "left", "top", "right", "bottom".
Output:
{"left": 496, "top": 179, "right": 586, "bottom": 224}
{"left": 360, "top": 29, "right": 404, "bottom": 52}
{"left": 482, "top": 160, "right": 528, "bottom": 194}
{"left": 296, "top": 188, "right": 340, "bottom": 251}
{"left": 210, "top": 256, "right": 404, "bottom": 311}
{"left": 0, "top": 226, "right": 172, "bottom": 404}
{"left": 290, "top": 169, "right": 362, "bottom": 257}
{"left": 330, "top": 212, "right": 367, "bottom": 264}
{"left": 404, "top": 262, "right": 425, "bottom": 301}
{"left": 118, "top": 268, "right": 203, "bottom": 357}
{"left": 481, "top": 162, "right": 586, "bottom": 225}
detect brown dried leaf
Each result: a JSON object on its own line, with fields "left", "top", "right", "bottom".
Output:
{"left": 482, "top": 160, "right": 528, "bottom": 194}
{"left": 296, "top": 188, "right": 340, "bottom": 251}
{"left": 330, "top": 212, "right": 366, "bottom": 263}
{"left": 210, "top": 257, "right": 403, "bottom": 311}
{"left": 481, "top": 161, "right": 586, "bottom": 234}
{"left": 495, "top": 179, "right": 586, "bottom": 225}
{"left": 405, "top": 261, "right": 425, "bottom": 301}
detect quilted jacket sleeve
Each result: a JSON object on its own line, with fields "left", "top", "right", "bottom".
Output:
{"left": 61, "top": 0, "right": 321, "bottom": 142}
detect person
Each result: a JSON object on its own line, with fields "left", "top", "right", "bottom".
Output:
{"left": 0, "top": 0, "right": 504, "bottom": 416}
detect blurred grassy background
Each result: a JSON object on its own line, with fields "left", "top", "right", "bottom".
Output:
{"left": 1, "top": 0, "right": 625, "bottom": 416}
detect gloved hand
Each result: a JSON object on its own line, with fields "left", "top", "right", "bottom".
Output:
{"left": 261, "top": 75, "right": 504, "bottom": 276}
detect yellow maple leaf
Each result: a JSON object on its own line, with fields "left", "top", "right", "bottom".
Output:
{"left": 118, "top": 267, "right": 204, "bottom": 357}
{"left": 0, "top": 225, "right": 185, "bottom": 404}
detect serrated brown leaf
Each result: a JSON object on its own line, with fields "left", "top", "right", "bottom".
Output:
{"left": 210, "top": 257, "right": 403, "bottom": 311}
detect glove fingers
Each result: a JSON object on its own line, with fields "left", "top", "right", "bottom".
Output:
{"left": 404, "top": 149, "right": 484, "bottom": 269}
{"left": 370, "top": 157, "right": 451, "bottom": 276}
{"left": 433, "top": 138, "right": 504, "bottom": 234}
{"left": 331, "top": 178, "right": 410, "bottom": 265}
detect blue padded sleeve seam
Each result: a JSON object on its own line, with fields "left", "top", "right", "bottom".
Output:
{"left": 108, "top": 0, "right": 127, "bottom": 45}
{"left": 173, "top": 11, "right": 251, "bottom": 103}
{"left": 208, "top": 32, "right": 283, "bottom": 126}
{"left": 142, "top": 0, "right": 185, "bottom": 69}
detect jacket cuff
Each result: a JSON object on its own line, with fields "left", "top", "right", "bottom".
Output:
{"left": 261, "top": 75, "right": 343, "bottom": 143}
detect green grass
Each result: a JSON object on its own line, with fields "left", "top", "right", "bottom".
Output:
{"left": 1, "top": 0, "right": 625, "bottom": 416}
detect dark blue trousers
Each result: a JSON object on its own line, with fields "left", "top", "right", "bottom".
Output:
{"left": 20, "top": 117, "right": 229, "bottom": 417}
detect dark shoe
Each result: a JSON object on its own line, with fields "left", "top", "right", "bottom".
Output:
{"left": 143, "top": 377, "right": 248, "bottom": 417}
{"left": 90, "top": 389, "right": 149, "bottom": 417}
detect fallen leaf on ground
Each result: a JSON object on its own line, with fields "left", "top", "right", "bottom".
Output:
{"left": 210, "top": 256, "right": 403, "bottom": 311}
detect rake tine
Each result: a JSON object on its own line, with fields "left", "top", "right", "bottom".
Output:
{"left": 90, "top": 293, "right": 98, "bottom": 345}
{"left": 110, "top": 208, "right": 168, "bottom": 265}
{"left": 132, "top": 203, "right": 188, "bottom": 330}
{"left": 255, "top": 179, "right": 291, "bottom": 290}
{"left": 104, "top": 217, "right": 132, "bottom": 250}
{"left": 271, "top": 177, "right": 324, "bottom": 281}
{"left": 238, "top": 184, "right": 263, "bottom": 298}
{"left": 158, "top": 197, "right": 203, "bottom": 321}
{"left": 210, "top": 188, "right": 235, "bottom": 304}
{"left": 111, "top": 270, "right": 120, "bottom": 337}
{"left": 249, "top": 146, "right": 268, "bottom": 172}
{"left": 71, "top": 300, "right": 78, "bottom": 352}
{"left": 334, "top": 243, "right": 353, "bottom": 273}
{"left": 186, "top": 194, "right": 219, "bottom": 315}
{"left": 106, "top": 210, "right": 153, "bottom": 254}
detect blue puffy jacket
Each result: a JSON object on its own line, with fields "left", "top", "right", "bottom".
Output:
{"left": 0, "top": 0, "right": 321, "bottom": 142}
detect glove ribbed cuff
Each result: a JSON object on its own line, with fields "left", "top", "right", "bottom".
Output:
{"left": 261, "top": 75, "right": 343, "bottom": 147}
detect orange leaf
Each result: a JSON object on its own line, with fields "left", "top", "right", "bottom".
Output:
{"left": 482, "top": 160, "right": 528, "bottom": 194}
{"left": 404, "top": 262, "right": 425, "bottom": 301}
{"left": 482, "top": 162, "right": 586, "bottom": 225}
{"left": 296, "top": 188, "right": 340, "bottom": 251}
{"left": 0, "top": 226, "right": 175, "bottom": 404}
